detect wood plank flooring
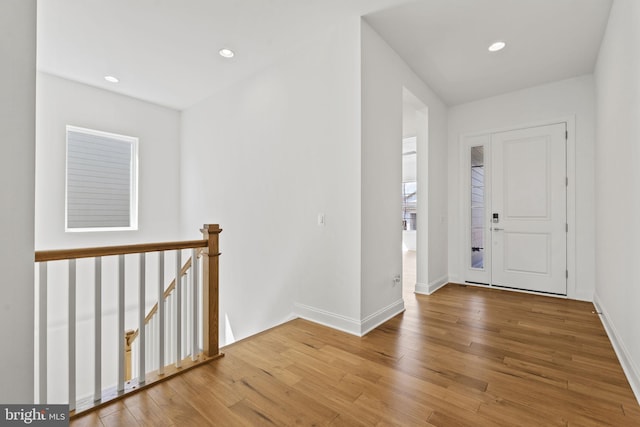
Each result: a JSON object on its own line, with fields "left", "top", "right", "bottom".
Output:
{"left": 73, "top": 251, "right": 640, "bottom": 426}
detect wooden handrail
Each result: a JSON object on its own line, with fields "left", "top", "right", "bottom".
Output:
{"left": 146, "top": 256, "right": 193, "bottom": 324}
{"left": 35, "top": 239, "right": 208, "bottom": 262}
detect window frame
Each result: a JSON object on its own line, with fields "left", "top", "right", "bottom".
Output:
{"left": 65, "top": 125, "right": 139, "bottom": 232}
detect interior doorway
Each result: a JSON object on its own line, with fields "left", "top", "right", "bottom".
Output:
{"left": 402, "top": 88, "right": 427, "bottom": 294}
{"left": 402, "top": 135, "right": 417, "bottom": 291}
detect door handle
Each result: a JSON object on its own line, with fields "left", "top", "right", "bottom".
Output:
{"left": 493, "top": 227, "right": 504, "bottom": 231}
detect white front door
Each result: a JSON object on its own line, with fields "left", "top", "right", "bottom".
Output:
{"left": 463, "top": 123, "right": 567, "bottom": 295}
{"left": 491, "top": 124, "right": 567, "bottom": 294}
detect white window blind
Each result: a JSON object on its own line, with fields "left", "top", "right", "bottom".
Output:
{"left": 66, "top": 126, "right": 138, "bottom": 231}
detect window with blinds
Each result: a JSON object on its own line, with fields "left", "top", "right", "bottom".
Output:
{"left": 65, "top": 126, "right": 138, "bottom": 231}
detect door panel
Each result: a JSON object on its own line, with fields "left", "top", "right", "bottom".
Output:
{"left": 491, "top": 123, "right": 566, "bottom": 294}
{"left": 503, "top": 232, "right": 549, "bottom": 274}
{"left": 504, "top": 137, "right": 549, "bottom": 218}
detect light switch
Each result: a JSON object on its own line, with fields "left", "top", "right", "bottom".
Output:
{"left": 317, "top": 213, "right": 325, "bottom": 226}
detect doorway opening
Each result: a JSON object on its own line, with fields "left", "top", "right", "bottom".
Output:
{"left": 402, "top": 88, "right": 427, "bottom": 296}
{"left": 402, "top": 135, "right": 417, "bottom": 292}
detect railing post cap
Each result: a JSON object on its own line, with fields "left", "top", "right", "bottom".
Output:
{"left": 202, "top": 224, "right": 222, "bottom": 233}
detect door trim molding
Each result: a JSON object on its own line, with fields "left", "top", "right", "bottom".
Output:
{"left": 458, "top": 115, "right": 577, "bottom": 300}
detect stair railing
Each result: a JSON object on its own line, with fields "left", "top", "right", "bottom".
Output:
{"left": 34, "top": 224, "right": 222, "bottom": 418}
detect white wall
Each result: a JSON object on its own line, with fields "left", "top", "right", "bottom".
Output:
{"left": 0, "top": 0, "right": 36, "bottom": 404}
{"left": 181, "top": 17, "right": 363, "bottom": 342}
{"left": 181, "top": 18, "right": 448, "bottom": 341}
{"left": 35, "top": 73, "right": 182, "bottom": 250}
{"left": 361, "top": 21, "right": 449, "bottom": 316}
{"left": 593, "top": 0, "right": 640, "bottom": 402}
{"left": 448, "top": 75, "right": 596, "bottom": 301}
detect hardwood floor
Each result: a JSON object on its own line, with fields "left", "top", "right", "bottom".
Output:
{"left": 73, "top": 252, "right": 640, "bottom": 426}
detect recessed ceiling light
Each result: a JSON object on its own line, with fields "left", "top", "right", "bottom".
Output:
{"left": 104, "top": 75, "right": 119, "bottom": 83}
{"left": 488, "top": 41, "right": 506, "bottom": 52}
{"left": 219, "top": 48, "right": 235, "bottom": 58}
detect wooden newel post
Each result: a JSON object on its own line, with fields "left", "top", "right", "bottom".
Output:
{"left": 201, "top": 224, "right": 222, "bottom": 358}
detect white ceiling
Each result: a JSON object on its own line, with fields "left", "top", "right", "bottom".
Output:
{"left": 365, "top": 0, "right": 612, "bottom": 106}
{"left": 37, "top": 0, "right": 613, "bottom": 110}
{"left": 36, "top": 0, "right": 410, "bottom": 110}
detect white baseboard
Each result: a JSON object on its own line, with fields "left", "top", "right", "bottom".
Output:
{"left": 294, "top": 298, "right": 405, "bottom": 337}
{"left": 593, "top": 293, "right": 640, "bottom": 405}
{"left": 429, "top": 276, "right": 449, "bottom": 294}
{"left": 360, "top": 298, "right": 405, "bottom": 336}
{"left": 293, "top": 302, "right": 362, "bottom": 336}
{"left": 414, "top": 282, "right": 429, "bottom": 294}
{"left": 415, "top": 275, "right": 448, "bottom": 295}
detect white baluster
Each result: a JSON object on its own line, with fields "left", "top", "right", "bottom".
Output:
{"left": 172, "top": 292, "right": 176, "bottom": 363}
{"left": 94, "top": 258, "right": 102, "bottom": 401}
{"left": 158, "top": 252, "right": 165, "bottom": 375}
{"left": 117, "top": 255, "right": 125, "bottom": 392}
{"left": 166, "top": 295, "right": 172, "bottom": 365}
{"left": 192, "top": 250, "right": 199, "bottom": 360}
{"left": 69, "top": 259, "right": 76, "bottom": 411}
{"left": 139, "top": 253, "right": 146, "bottom": 384}
{"left": 176, "top": 251, "right": 182, "bottom": 368}
{"left": 182, "top": 272, "right": 187, "bottom": 359}
{"left": 131, "top": 340, "right": 137, "bottom": 380}
{"left": 147, "top": 320, "right": 154, "bottom": 371}
{"left": 152, "top": 318, "right": 157, "bottom": 371}
{"left": 38, "top": 262, "right": 47, "bottom": 404}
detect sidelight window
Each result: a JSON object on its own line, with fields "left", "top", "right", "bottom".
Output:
{"left": 471, "top": 146, "right": 485, "bottom": 268}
